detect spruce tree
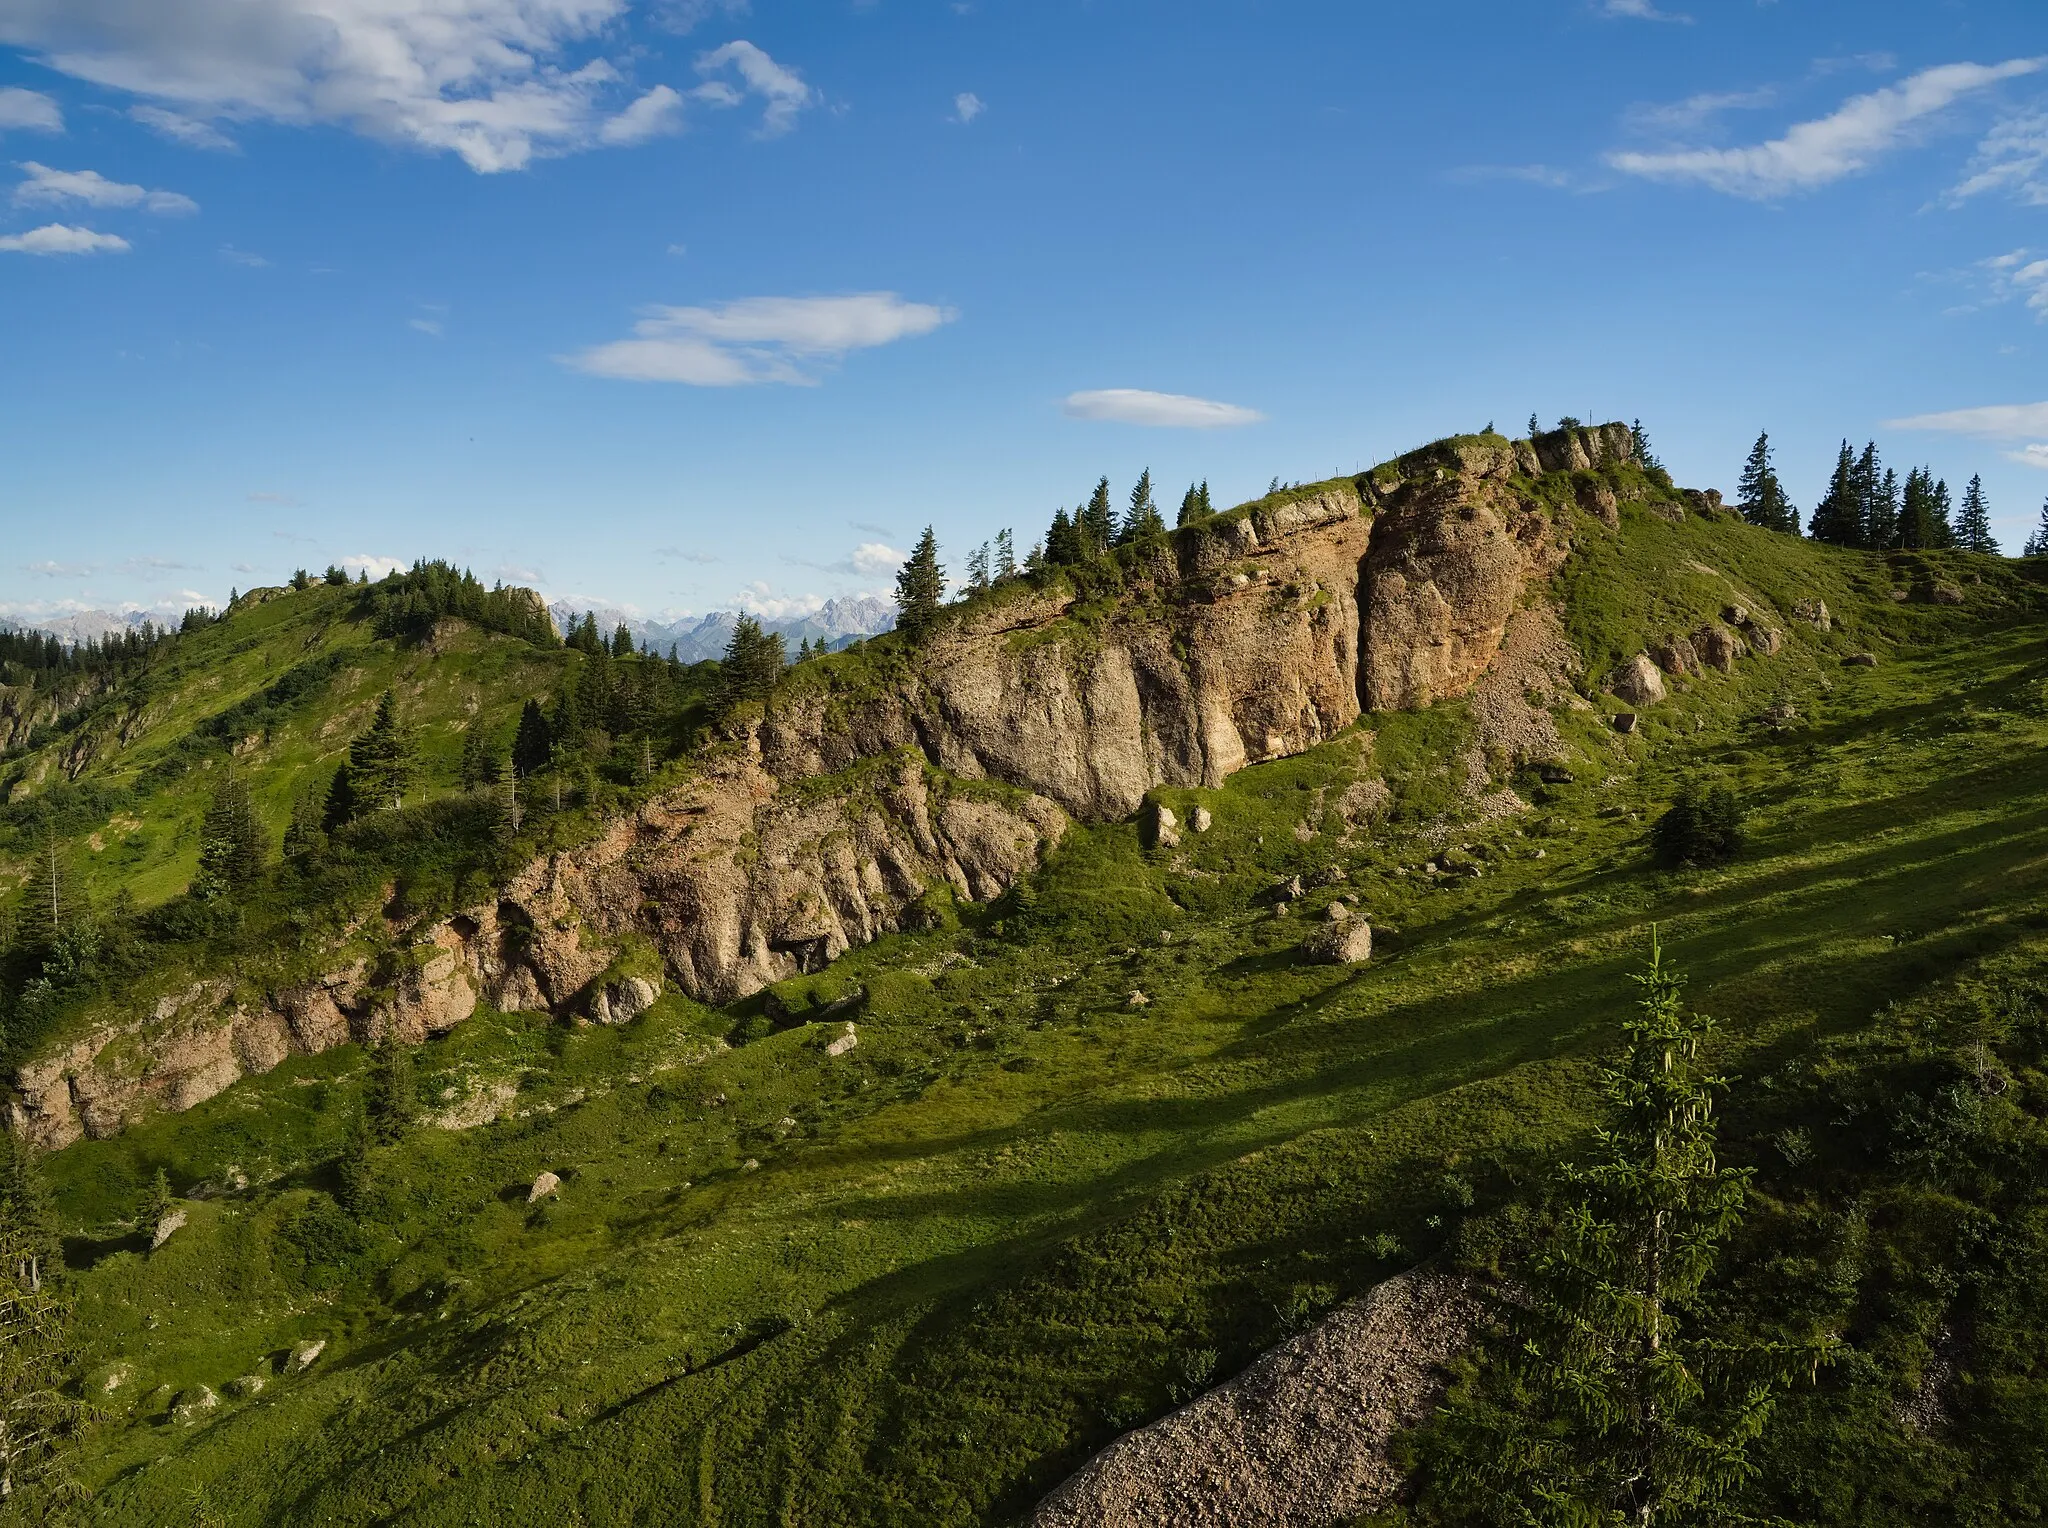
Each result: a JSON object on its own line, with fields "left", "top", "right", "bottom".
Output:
{"left": 611, "top": 623, "right": 635, "bottom": 658}
{"left": 966, "top": 541, "right": 991, "bottom": 592}
{"left": 494, "top": 758, "right": 524, "bottom": 842}
{"left": 718, "top": 616, "right": 786, "bottom": 709}
{"left": 342, "top": 692, "right": 417, "bottom": 815}
{"left": 1413, "top": 937, "right": 1829, "bottom": 1525}
{"left": 994, "top": 528, "right": 1017, "bottom": 580}
{"left": 0, "top": 1152, "right": 84, "bottom": 1513}
{"left": 1931, "top": 477, "right": 1956, "bottom": 549}
{"left": 512, "top": 698, "right": 553, "bottom": 777}
{"left": 1866, "top": 467, "right": 1901, "bottom": 550}
{"left": 1045, "top": 509, "right": 1083, "bottom": 567}
{"left": 1956, "top": 474, "right": 1997, "bottom": 553}
{"left": 1735, "top": 432, "right": 1796, "bottom": 533}
{"left": 1530, "top": 413, "right": 1542, "bottom": 437}
{"left": 1078, "top": 478, "right": 1116, "bottom": 554}
{"left": 1178, "top": 484, "right": 1202, "bottom": 527}
{"left": 2024, "top": 497, "right": 2048, "bottom": 557}
{"left": 458, "top": 726, "right": 496, "bottom": 792}
{"left": 1119, "top": 470, "right": 1165, "bottom": 543}
{"left": 894, "top": 527, "right": 946, "bottom": 643}
{"left": 1849, "top": 443, "right": 1882, "bottom": 547}
{"left": 1808, "top": 441, "right": 1861, "bottom": 544}
{"left": 139, "top": 1167, "right": 174, "bottom": 1242}
{"left": 1630, "top": 419, "right": 1663, "bottom": 472}
{"left": 1197, "top": 480, "right": 1213, "bottom": 517}
{"left": 193, "top": 772, "right": 265, "bottom": 899}
{"left": 364, "top": 1040, "right": 414, "bottom": 1146}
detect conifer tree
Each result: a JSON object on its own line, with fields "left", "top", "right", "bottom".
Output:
{"left": 1119, "top": 470, "right": 1165, "bottom": 543}
{"left": 1931, "top": 477, "right": 1955, "bottom": 549}
{"left": 1413, "top": 937, "right": 1829, "bottom": 1525}
{"left": 719, "top": 615, "right": 786, "bottom": 709}
{"left": 1848, "top": 443, "right": 1882, "bottom": 547}
{"left": 494, "top": 758, "right": 523, "bottom": 842}
{"left": 1045, "top": 509, "right": 1083, "bottom": 567}
{"left": 365, "top": 1040, "right": 414, "bottom": 1146}
{"left": 333, "top": 692, "right": 417, "bottom": 819}
{"left": 512, "top": 699, "right": 553, "bottom": 777}
{"left": 2024, "top": 497, "right": 2048, "bottom": 557}
{"left": 612, "top": 622, "right": 635, "bottom": 658}
{"left": 994, "top": 528, "right": 1017, "bottom": 580}
{"left": 1178, "top": 483, "right": 1202, "bottom": 527}
{"left": 1735, "top": 432, "right": 1796, "bottom": 533}
{"left": 284, "top": 785, "right": 326, "bottom": 860}
{"left": 966, "top": 541, "right": 991, "bottom": 592}
{"left": 1866, "top": 467, "right": 1901, "bottom": 550}
{"left": 1808, "top": 441, "right": 1861, "bottom": 544}
{"left": 1530, "top": 413, "right": 1542, "bottom": 437}
{"left": 139, "top": 1167, "right": 174, "bottom": 1242}
{"left": 0, "top": 1140, "right": 84, "bottom": 1514}
{"left": 457, "top": 726, "right": 496, "bottom": 792}
{"left": 894, "top": 527, "right": 946, "bottom": 643}
{"left": 193, "top": 772, "right": 265, "bottom": 899}
{"left": 1079, "top": 478, "right": 1116, "bottom": 553}
{"left": 0, "top": 1135, "right": 59, "bottom": 1292}
{"left": 1956, "top": 474, "right": 1998, "bottom": 553}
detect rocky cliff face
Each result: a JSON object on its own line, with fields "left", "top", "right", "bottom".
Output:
{"left": 8, "top": 423, "right": 1649, "bottom": 1149}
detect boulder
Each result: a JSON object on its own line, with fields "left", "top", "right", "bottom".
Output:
{"left": 1191, "top": 806, "right": 1213, "bottom": 833}
{"left": 1613, "top": 712, "right": 1639, "bottom": 735}
{"left": 1792, "top": 597, "right": 1831, "bottom": 631}
{"left": 289, "top": 1338, "right": 326, "bottom": 1373}
{"left": 1691, "top": 623, "right": 1742, "bottom": 673}
{"left": 592, "top": 975, "right": 659, "bottom": 1026}
{"left": 151, "top": 1208, "right": 187, "bottom": 1251}
{"left": 1721, "top": 603, "right": 1749, "bottom": 626}
{"left": 226, "top": 1373, "right": 267, "bottom": 1399}
{"left": 1275, "top": 875, "right": 1305, "bottom": 903}
{"left": 1741, "top": 624, "right": 1782, "bottom": 656}
{"left": 1652, "top": 635, "right": 1698, "bottom": 677}
{"left": 1148, "top": 802, "right": 1181, "bottom": 850}
{"left": 172, "top": 1386, "right": 219, "bottom": 1425}
{"left": 1304, "top": 919, "right": 1373, "bottom": 965}
{"left": 527, "top": 1171, "right": 561, "bottom": 1204}
{"left": 1608, "top": 653, "right": 1665, "bottom": 707}
{"left": 1576, "top": 480, "right": 1620, "bottom": 528}
{"left": 1932, "top": 583, "right": 1966, "bottom": 606}
{"left": 824, "top": 1023, "right": 859, "bottom": 1058}
{"left": 1127, "top": 991, "right": 1151, "bottom": 1008}
{"left": 1844, "top": 652, "right": 1878, "bottom": 668}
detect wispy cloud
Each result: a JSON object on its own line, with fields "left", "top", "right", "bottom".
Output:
{"left": 564, "top": 292, "right": 956, "bottom": 385}
{"left": 1608, "top": 58, "right": 2047, "bottom": 198}
{"left": 692, "top": 40, "right": 814, "bottom": 137}
{"left": 952, "top": 92, "right": 984, "bottom": 124}
{"left": 655, "top": 546, "right": 720, "bottom": 563}
{"left": 601, "top": 84, "right": 686, "bottom": 145}
{"left": 14, "top": 161, "right": 197, "bottom": 214}
{"left": 130, "top": 106, "right": 236, "bottom": 151}
{"left": 0, "top": 223, "right": 129, "bottom": 255}
{"left": 1950, "top": 112, "right": 2048, "bottom": 206}
{"left": 1450, "top": 163, "right": 1578, "bottom": 190}
{"left": 219, "top": 245, "right": 269, "bottom": 267}
{"left": 23, "top": 560, "right": 95, "bottom": 577}
{"left": 655, "top": 0, "right": 750, "bottom": 32}
{"left": 1599, "top": 0, "right": 1691, "bottom": 24}
{"left": 0, "top": 87, "right": 62, "bottom": 133}
{"left": 1886, "top": 401, "right": 2048, "bottom": 438}
{"left": 1624, "top": 87, "right": 1776, "bottom": 137}
{"left": 734, "top": 581, "right": 823, "bottom": 620}
{"left": 1062, "top": 389, "right": 1265, "bottom": 429}
{"left": 2012, "top": 444, "right": 2048, "bottom": 471}
{"left": 338, "top": 554, "right": 406, "bottom": 579}
{"left": 1982, "top": 249, "right": 2048, "bottom": 316}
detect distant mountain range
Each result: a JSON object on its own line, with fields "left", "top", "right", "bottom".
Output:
{"left": 4, "top": 594, "right": 897, "bottom": 661}
{"left": 546, "top": 595, "right": 897, "bottom": 661}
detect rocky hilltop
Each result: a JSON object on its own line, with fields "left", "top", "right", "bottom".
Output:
{"left": 9, "top": 421, "right": 1742, "bottom": 1150}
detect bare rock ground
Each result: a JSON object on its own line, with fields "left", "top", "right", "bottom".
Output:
{"left": 1029, "top": 1270, "right": 1479, "bottom": 1528}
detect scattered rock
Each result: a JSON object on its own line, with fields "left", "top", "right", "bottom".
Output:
{"left": 1890, "top": 589, "right": 1909, "bottom": 603}
{"left": 1722, "top": 603, "right": 1749, "bottom": 626}
{"left": 1530, "top": 847, "right": 1546, "bottom": 859}
{"left": 824, "top": 1023, "right": 859, "bottom": 1058}
{"left": 1323, "top": 902, "right": 1352, "bottom": 923}
{"left": 1275, "top": 875, "right": 1305, "bottom": 903}
{"left": 1613, "top": 712, "right": 1639, "bottom": 735}
{"left": 1191, "top": 806, "right": 1213, "bottom": 833}
{"left": 1148, "top": 802, "right": 1181, "bottom": 850}
{"left": 1304, "top": 918, "right": 1373, "bottom": 965}
{"left": 591, "top": 975, "right": 659, "bottom": 1026}
{"left": 1127, "top": 991, "right": 1151, "bottom": 1008}
{"left": 1608, "top": 653, "right": 1665, "bottom": 707}
{"left": 742, "top": 1158, "right": 761, "bottom": 1172}
{"left": 1536, "top": 762, "right": 1574, "bottom": 785}
{"left": 151, "top": 1208, "right": 187, "bottom": 1251}
{"left": 1313, "top": 866, "right": 1348, "bottom": 887}
{"left": 227, "top": 1373, "right": 266, "bottom": 1399}
{"left": 1793, "top": 597, "right": 1831, "bottom": 631}
{"left": 1763, "top": 700, "right": 1798, "bottom": 726}
{"left": 1741, "top": 622, "right": 1782, "bottom": 655}
{"left": 1576, "top": 479, "right": 1620, "bottom": 528}
{"left": 1843, "top": 652, "right": 1878, "bottom": 668}
{"left": 1931, "top": 583, "right": 1965, "bottom": 606}
{"left": 289, "top": 1339, "right": 325, "bottom": 1373}
{"left": 1691, "top": 622, "right": 1742, "bottom": 673}
{"left": 1028, "top": 1272, "right": 1476, "bottom": 1528}
{"left": 172, "top": 1386, "right": 219, "bottom": 1425}
{"left": 1652, "top": 635, "right": 1699, "bottom": 677}
{"left": 527, "top": 1171, "right": 561, "bottom": 1204}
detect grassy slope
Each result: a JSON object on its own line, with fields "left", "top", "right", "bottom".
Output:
{"left": 0, "top": 583, "right": 566, "bottom": 914}
{"left": 43, "top": 503, "right": 2048, "bottom": 1524}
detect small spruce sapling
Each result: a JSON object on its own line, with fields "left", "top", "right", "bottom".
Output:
{"left": 2024, "top": 497, "right": 2048, "bottom": 558}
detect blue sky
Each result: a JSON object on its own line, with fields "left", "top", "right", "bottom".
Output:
{"left": 2, "top": 0, "right": 2046, "bottom": 625}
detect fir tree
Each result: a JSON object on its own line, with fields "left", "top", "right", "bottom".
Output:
{"left": 284, "top": 785, "right": 326, "bottom": 860}
{"left": 1078, "top": 477, "right": 1116, "bottom": 553}
{"left": 364, "top": 1041, "right": 414, "bottom": 1147}
{"left": 1044, "top": 509, "right": 1083, "bottom": 567}
{"left": 994, "top": 528, "right": 1017, "bottom": 580}
{"left": 1956, "top": 474, "right": 1998, "bottom": 554}
{"left": 1413, "top": 937, "right": 1830, "bottom": 1526}
{"left": 512, "top": 699, "right": 553, "bottom": 777}
{"left": 966, "top": 541, "right": 991, "bottom": 592}
{"left": 1628, "top": 420, "right": 1662, "bottom": 474}
{"left": 193, "top": 772, "right": 265, "bottom": 899}
{"left": 1866, "top": 467, "right": 1901, "bottom": 550}
{"left": 611, "top": 623, "right": 635, "bottom": 658}
{"left": 139, "top": 1167, "right": 174, "bottom": 1242}
{"left": 336, "top": 1108, "right": 376, "bottom": 1218}
{"left": 718, "top": 615, "right": 786, "bottom": 709}
{"left": 1734, "top": 432, "right": 1796, "bottom": 533}
{"left": 457, "top": 726, "right": 498, "bottom": 792}
{"left": 1808, "top": 440, "right": 1861, "bottom": 544}
{"left": 1119, "top": 470, "right": 1165, "bottom": 543}
{"left": 1178, "top": 483, "right": 1203, "bottom": 527}
{"left": 894, "top": 527, "right": 946, "bottom": 643}
{"left": 1931, "top": 477, "right": 1956, "bottom": 549}
{"left": 0, "top": 1136, "right": 59, "bottom": 1292}
{"left": 339, "top": 692, "right": 417, "bottom": 817}
{"left": 2024, "top": 497, "right": 2048, "bottom": 557}
{"left": 0, "top": 1157, "right": 85, "bottom": 1514}
{"left": 1530, "top": 413, "right": 1542, "bottom": 437}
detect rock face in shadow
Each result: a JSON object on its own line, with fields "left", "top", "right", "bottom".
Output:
{"left": 1029, "top": 1271, "right": 1480, "bottom": 1528}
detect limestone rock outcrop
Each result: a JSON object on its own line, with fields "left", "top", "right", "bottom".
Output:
{"left": 1609, "top": 653, "right": 1666, "bottom": 707}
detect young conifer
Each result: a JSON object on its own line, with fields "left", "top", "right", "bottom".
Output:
{"left": 1119, "top": 470, "right": 1165, "bottom": 543}
{"left": 2024, "top": 497, "right": 2048, "bottom": 557}
{"left": 994, "top": 528, "right": 1017, "bottom": 580}
{"left": 512, "top": 698, "right": 553, "bottom": 777}
{"left": 193, "top": 772, "right": 265, "bottom": 899}
{"left": 1079, "top": 478, "right": 1116, "bottom": 553}
{"left": 1735, "top": 432, "right": 1796, "bottom": 533}
{"left": 1808, "top": 441, "right": 1861, "bottom": 544}
{"left": 894, "top": 527, "right": 946, "bottom": 642}
{"left": 1956, "top": 474, "right": 1998, "bottom": 554}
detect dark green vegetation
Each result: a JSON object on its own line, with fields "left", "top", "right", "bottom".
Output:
{"left": 10, "top": 450, "right": 2048, "bottom": 1523}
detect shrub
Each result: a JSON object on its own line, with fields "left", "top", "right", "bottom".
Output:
{"left": 1653, "top": 783, "right": 1743, "bottom": 866}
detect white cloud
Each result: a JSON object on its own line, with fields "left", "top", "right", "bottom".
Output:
{"left": 1885, "top": 401, "right": 2048, "bottom": 438}
{"left": 338, "top": 553, "right": 405, "bottom": 579}
{"left": 734, "top": 582, "right": 823, "bottom": 620}
{"left": 693, "top": 40, "right": 812, "bottom": 136}
{"left": 14, "top": 160, "right": 197, "bottom": 214}
{"left": 1982, "top": 249, "right": 2048, "bottom": 316}
{"left": 0, "top": 0, "right": 774, "bottom": 173}
{"left": 1608, "top": 58, "right": 2047, "bottom": 198}
{"left": 0, "top": 222, "right": 128, "bottom": 254}
{"left": 410, "top": 316, "right": 444, "bottom": 335}
{"left": 952, "top": 91, "right": 983, "bottom": 124}
{"left": 1451, "top": 163, "right": 1577, "bottom": 189}
{"left": 1062, "top": 389, "right": 1265, "bottom": 429}
{"left": 1600, "top": 0, "right": 1690, "bottom": 23}
{"left": 655, "top": 0, "right": 748, "bottom": 31}
{"left": 850, "top": 542, "right": 904, "bottom": 575}
{"left": 2012, "top": 444, "right": 2048, "bottom": 470}
{"left": 564, "top": 291, "right": 956, "bottom": 386}
{"left": 601, "top": 83, "right": 685, "bottom": 145}
{"left": 130, "top": 104, "right": 235, "bottom": 150}
{"left": 219, "top": 244, "right": 268, "bottom": 266}
{"left": 0, "top": 86, "right": 61, "bottom": 132}
{"left": 1624, "top": 87, "right": 1775, "bottom": 137}
{"left": 1951, "top": 112, "right": 2048, "bottom": 206}
{"left": 23, "top": 559, "right": 95, "bottom": 577}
